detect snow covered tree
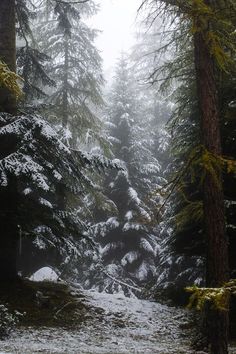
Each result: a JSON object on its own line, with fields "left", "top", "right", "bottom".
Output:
{"left": 15, "top": 0, "right": 55, "bottom": 105}
{"left": 86, "top": 56, "right": 164, "bottom": 294}
{"left": 34, "top": 0, "right": 104, "bottom": 148}
{"left": 0, "top": 0, "right": 111, "bottom": 282}
{"left": 130, "top": 26, "right": 172, "bottom": 210}
{"left": 0, "top": 111, "right": 117, "bottom": 280}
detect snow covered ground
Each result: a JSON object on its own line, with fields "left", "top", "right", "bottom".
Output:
{"left": 0, "top": 289, "right": 236, "bottom": 354}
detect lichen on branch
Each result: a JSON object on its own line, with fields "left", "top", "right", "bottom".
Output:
{"left": 186, "top": 279, "right": 236, "bottom": 311}
{"left": 0, "top": 61, "right": 23, "bottom": 99}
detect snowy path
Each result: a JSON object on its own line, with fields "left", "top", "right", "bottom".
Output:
{"left": 0, "top": 289, "right": 236, "bottom": 354}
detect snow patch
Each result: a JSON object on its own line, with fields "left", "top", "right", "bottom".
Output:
{"left": 29, "top": 267, "right": 59, "bottom": 282}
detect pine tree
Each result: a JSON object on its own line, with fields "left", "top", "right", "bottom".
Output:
{"left": 87, "top": 56, "right": 163, "bottom": 295}
{"left": 16, "top": 0, "right": 55, "bottom": 105}
{"left": 0, "top": 0, "right": 111, "bottom": 282}
{"left": 34, "top": 0, "right": 104, "bottom": 147}
{"left": 0, "top": 110, "right": 117, "bottom": 279}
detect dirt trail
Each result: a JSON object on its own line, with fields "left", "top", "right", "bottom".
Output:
{"left": 0, "top": 288, "right": 236, "bottom": 354}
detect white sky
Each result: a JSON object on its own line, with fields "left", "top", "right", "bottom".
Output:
{"left": 90, "top": 0, "right": 140, "bottom": 73}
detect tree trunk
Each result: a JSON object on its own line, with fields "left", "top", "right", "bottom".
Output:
{"left": 0, "top": 175, "right": 19, "bottom": 281}
{"left": 193, "top": 2, "right": 229, "bottom": 352}
{"left": 0, "top": 0, "right": 19, "bottom": 281}
{"left": 62, "top": 36, "right": 69, "bottom": 128}
{"left": 0, "top": 0, "right": 16, "bottom": 114}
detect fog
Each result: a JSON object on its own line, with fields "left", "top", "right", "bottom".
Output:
{"left": 90, "top": 0, "right": 139, "bottom": 73}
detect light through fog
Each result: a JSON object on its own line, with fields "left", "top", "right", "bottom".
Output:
{"left": 90, "top": 0, "right": 140, "bottom": 75}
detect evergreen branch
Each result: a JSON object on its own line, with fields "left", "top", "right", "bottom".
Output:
{"left": 0, "top": 61, "right": 23, "bottom": 99}
{"left": 102, "top": 269, "right": 142, "bottom": 293}
{"left": 186, "top": 279, "right": 236, "bottom": 311}
{"left": 52, "top": 0, "right": 89, "bottom": 4}
{"left": 154, "top": 148, "right": 200, "bottom": 219}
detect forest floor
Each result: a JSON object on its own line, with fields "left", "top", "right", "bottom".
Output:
{"left": 0, "top": 281, "right": 236, "bottom": 354}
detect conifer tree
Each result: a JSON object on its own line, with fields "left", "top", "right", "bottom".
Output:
{"left": 16, "top": 0, "right": 55, "bottom": 105}
{"left": 0, "top": 0, "right": 109, "bottom": 282}
{"left": 87, "top": 56, "right": 163, "bottom": 294}
{"left": 140, "top": 0, "right": 236, "bottom": 352}
{"left": 34, "top": 0, "right": 104, "bottom": 147}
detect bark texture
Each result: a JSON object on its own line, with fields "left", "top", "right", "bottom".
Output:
{"left": 0, "top": 0, "right": 19, "bottom": 280}
{"left": 0, "top": 0, "right": 16, "bottom": 114}
{"left": 194, "top": 1, "right": 229, "bottom": 352}
{"left": 0, "top": 135, "right": 19, "bottom": 281}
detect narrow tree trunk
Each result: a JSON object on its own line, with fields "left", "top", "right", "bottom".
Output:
{"left": 60, "top": 36, "right": 69, "bottom": 212}
{"left": 193, "top": 3, "right": 229, "bottom": 352}
{"left": 0, "top": 0, "right": 19, "bottom": 280}
{"left": 62, "top": 37, "right": 69, "bottom": 128}
{"left": 0, "top": 0, "right": 16, "bottom": 114}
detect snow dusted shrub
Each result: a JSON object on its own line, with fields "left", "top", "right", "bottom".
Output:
{"left": 0, "top": 304, "right": 21, "bottom": 339}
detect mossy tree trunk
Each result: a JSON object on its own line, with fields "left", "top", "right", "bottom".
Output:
{"left": 143, "top": 0, "right": 230, "bottom": 351}
{"left": 0, "top": 0, "right": 16, "bottom": 114}
{"left": 193, "top": 1, "right": 229, "bottom": 353}
{"left": 0, "top": 0, "right": 19, "bottom": 281}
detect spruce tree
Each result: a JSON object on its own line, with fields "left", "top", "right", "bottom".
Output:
{"left": 87, "top": 56, "right": 163, "bottom": 294}
{"left": 16, "top": 0, "right": 55, "bottom": 105}
{"left": 34, "top": 0, "right": 104, "bottom": 147}
{"left": 0, "top": 0, "right": 109, "bottom": 282}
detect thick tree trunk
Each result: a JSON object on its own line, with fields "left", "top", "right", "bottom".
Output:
{"left": 0, "top": 130, "right": 19, "bottom": 280}
{"left": 0, "top": 175, "right": 18, "bottom": 281}
{"left": 193, "top": 3, "right": 229, "bottom": 353}
{"left": 0, "top": 0, "right": 19, "bottom": 280}
{"left": 0, "top": 0, "right": 16, "bottom": 114}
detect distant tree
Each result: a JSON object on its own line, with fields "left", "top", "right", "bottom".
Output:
{"left": 15, "top": 0, "right": 55, "bottom": 105}
{"left": 86, "top": 56, "right": 165, "bottom": 294}
{"left": 34, "top": 0, "right": 104, "bottom": 148}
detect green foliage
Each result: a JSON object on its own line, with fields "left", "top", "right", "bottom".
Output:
{"left": 0, "top": 61, "right": 23, "bottom": 99}
{"left": 186, "top": 279, "right": 236, "bottom": 311}
{"left": 163, "top": 144, "right": 236, "bottom": 203}
{"left": 142, "top": 0, "right": 236, "bottom": 71}
{"left": 140, "top": 0, "right": 236, "bottom": 295}
{"left": 188, "top": 0, "right": 235, "bottom": 71}
{"left": 188, "top": 145, "right": 236, "bottom": 187}
{"left": 175, "top": 200, "right": 203, "bottom": 232}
